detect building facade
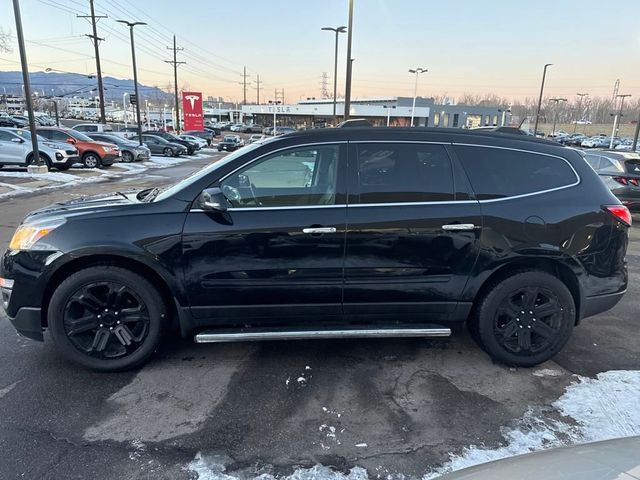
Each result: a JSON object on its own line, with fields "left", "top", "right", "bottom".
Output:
{"left": 241, "top": 97, "right": 505, "bottom": 129}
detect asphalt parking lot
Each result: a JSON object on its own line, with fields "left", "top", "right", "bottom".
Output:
{"left": 0, "top": 152, "right": 639, "bottom": 480}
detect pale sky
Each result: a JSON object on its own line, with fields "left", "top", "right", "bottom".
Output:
{"left": 1, "top": 0, "right": 639, "bottom": 103}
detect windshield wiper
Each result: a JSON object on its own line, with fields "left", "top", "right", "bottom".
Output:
{"left": 143, "top": 187, "right": 162, "bottom": 202}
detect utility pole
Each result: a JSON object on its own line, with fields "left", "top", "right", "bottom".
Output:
{"left": 78, "top": 0, "right": 107, "bottom": 124}
{"left": 610, "top": 94, "right": 632, "bottom": 149}
{"left": 253, "top": 74, "right": 262, "bottom": 104}
{"left": 241, "top": 66, "right": 249, "bottom": 105}
{"left": 165, "top": 35, "right": 185, "bottom": 132}
{"left": 12, "top": 0, "right": 45, "bottom": 172}
{"left": 533, "top": 63, "right": 552, "bottom": 136}
{"left": 117, "top": 20, "right": 146, "bottom": 145}
{"left": 343, "top": 0, "right": 354, "bottom": 120}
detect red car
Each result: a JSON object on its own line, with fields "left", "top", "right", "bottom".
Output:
{"left": 36, "top": 127, "right": 120, "bottom": 168}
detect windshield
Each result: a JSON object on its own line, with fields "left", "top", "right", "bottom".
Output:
{"left": 154, "top": 142, "right": 264, "bottom": 201}
{"left": 67, "top": 130, "right": 94, "bottom": 142}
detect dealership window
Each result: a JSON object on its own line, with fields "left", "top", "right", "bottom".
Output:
{"left": 433, "top": 113, "right": 440, "bottom": 127}
{"left": 454, "top": 145, "right": 578, "bottom": 200}
{"left": 452, "top": 114, "right": 459, "bottom": 128}
{"left": 492, "top": 115, "right": 498, "bottom": 126}
{"left": 221, "top": 145, "right": 340, "bottom": 208}
{"left": 355, "top": 143, "right": 454, "bottom": 203}
{"left": 443, "top": 113, "right": 450, "bottom": 127}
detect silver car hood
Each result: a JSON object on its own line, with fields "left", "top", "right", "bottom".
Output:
{"left": 436, "top": 436, "right": 640, "bottom": 480}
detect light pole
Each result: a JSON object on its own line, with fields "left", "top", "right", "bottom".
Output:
{"left": 549, "top": 97, "right": 567, "bottom": 137}
{"left": 574, "top": 92, "right": 589, "bottom": 133}
{"left": 343, "top": 0, "right": 354, "bottom": 121}
{"left": 12, "top": 0, "right": 45, "bottom": 172}
{"left": 217, "top": 102, "right": 221, "bottom": 123}
{"left": 269, "top": 100, "right": 281, "bottom": 136}
{"left": 383, "top": 105, "right": 396, "bottom": 126}
{"left": 321, "top": 26, "right": 347, "bottom": 123}
{"left": 533, "top": 63, "right": 553, "bottom": 136}
{"left": 117, "top": 20, "right": 146, "bottom": 146}
{"left": 409, "top": 67, "right": 427, "bottom": 127}
{"left": 610, "top": 94, "right": 632, "bottom": 149}
{"left": 163, "top": 104, "right": 167, "bottom": 130}
{"left": 145, "top": 99, "right": 150, "bottom": 130}
{"left": 122, "top": 92, "right": 128, "bottom": 128}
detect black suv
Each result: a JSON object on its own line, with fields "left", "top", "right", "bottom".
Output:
{"left": 0, "top": 128, "right": 629, "bottom": 371}
{"left": 144, "top": 131, "right": 197, "bottom": 155}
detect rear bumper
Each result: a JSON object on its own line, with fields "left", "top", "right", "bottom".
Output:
{"left": 581, "top": 290, "right": 626, "bottom": 320}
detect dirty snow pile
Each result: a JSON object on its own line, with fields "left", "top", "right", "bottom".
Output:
{"left": 187, "top": 370, "right": 640, "bottom": 480}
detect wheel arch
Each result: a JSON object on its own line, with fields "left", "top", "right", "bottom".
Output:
{"left": 41, "top": 254, "right": 182, "bottom": 332}
{"left": 81, "top": 150, "right": 102, "bottom": 160}
{"left": 469, "top": 257, "right": 583, "bottom": 325}
{"left": 26, "top": 151, "right": 52, "bottom": 164}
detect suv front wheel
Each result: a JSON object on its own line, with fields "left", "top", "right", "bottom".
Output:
{"left": 48, "top": 266, "right": 166, "bottom": 371}
{"left": 82, "top": 152, "right": 102, "bottom": 169}
{"left": 470, "top": 270, "right": 575, "bottom": 367}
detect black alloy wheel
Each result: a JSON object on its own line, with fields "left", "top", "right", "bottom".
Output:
{"left": 471, "top": 270, "right": 575, "bottom": 366}
{"left": 49, "top": 266, "right": 165, "bottom": 371}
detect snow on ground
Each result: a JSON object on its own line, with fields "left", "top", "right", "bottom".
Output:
{"left": 0, "top": 154, "right": 201, "bottom": 199}
{"left": 186, "top": 370, "right": 640, "bottom": 480}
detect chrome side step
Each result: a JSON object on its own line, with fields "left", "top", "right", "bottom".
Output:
{"left": 194, "top": 327, "right": 451, "bottom": 343}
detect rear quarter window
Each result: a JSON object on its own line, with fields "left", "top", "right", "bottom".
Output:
{"left": 454, "top": 145, "right": 578, "bottom": 200}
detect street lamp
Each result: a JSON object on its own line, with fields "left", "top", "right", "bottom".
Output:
{"left": 383, "top": 105, "right": 396, "bottom": 127}
{"left": 145, "top": 98, "right": 150, "bottom": 130}
{"left": 217, "top": 102, "right": 222, "bottom": 123}
{"left": 574, "top": 92, "right": 589, "bottom": 133}
{"left": 117, "top": 20, "right": 147, "bottom": 146}
{"left": 268, "top": 100, "right": 281, "bottom": 136}
{"left": 610, "top": 94, "right": 632, "bottom": 149}
{"left": 533, "top": 63, "right": 553, "bottom": 136}
{"left": 163, "top": 104, "right": 167, "bottom": 130}
{"left": 549, "top": 97, "right": 568, "bottom": 137}
{"left": 122, "top": 92, "right": 129, "bottom": 128}
{"left": 408, "top": 67, "right": 427, "bottom": 127}
{"left": 321, "top": 26, "right": 347, "bottom": 122}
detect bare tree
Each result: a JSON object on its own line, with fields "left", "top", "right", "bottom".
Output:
{"left": 0, "top": 26, "right": 12, "bottom": 53}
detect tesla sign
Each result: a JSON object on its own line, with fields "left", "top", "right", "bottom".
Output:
{"left": 182, "top": 91, "right": 204, "bottom": 131}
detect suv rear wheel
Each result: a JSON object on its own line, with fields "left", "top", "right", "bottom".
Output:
{"left": 470, "top": 270, "right": 575, "bottom": 367}
{"left": 48, "top": 266, "right": 166, "bottom": 371}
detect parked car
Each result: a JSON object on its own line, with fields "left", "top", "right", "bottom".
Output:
{"left": 129, "top": 134, "right": 186, "bottom": 157}
{"left": 230, "top": 123, "right": 245, "bottom": 132}
{"left": 86, "top": 133, "right": 151, "bottom": 163}
{"left": 247, "top": 134, "right": 267, "bottom": 144}
{"left": 566, "top": 133, "right": 588, "bottom": 145}
{"left": 243, "top": 124, "right": 263, "bottom": 133}
{"left": 262, "top": 126, "right": 274, "bottom": 135}
{"left": 217, "top": 134, "right": 243, "bottom": 151}
{"left": 9, "top": 116, "right": 28, "bottom": 128}
{"left": 35, "top": 127, "right": 120, "bottom": 168}
{"left": 584, "top": 150, "right": 640, "bottom": 211}
{"left": 183, "top": 130, "right": 214, "bottom": 146}
{"left": 0, "top": 127, "right": 79, "bottom": 170}
{"left": 581, "top": 136, "right": 609, "bottom": 148}
{"left": 275, "top": 126, "right": 297, "bottom": 136}
{"left": 144, "top": 131, "right": 197, "bottom": 155}
{"left": 0, "top": 128, "right": 629, "bottom": 370}
{"left": 436, "top": 436, "right": 640, "bottom": 480}
{"left": 0, "top": 116, "right": 22, "bottom": 128}
{"left": 73, "top": 123, "right": 114, "bottom": 134}
{"left": 178, "top": 134, "right": 206, "bottom": 149}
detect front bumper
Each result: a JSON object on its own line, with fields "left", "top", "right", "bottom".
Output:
{"left": 101, "top": 153, "right": 120, "bottom": 165}
{"left": 6, "top": 307, "right": 43, "bottom": 341}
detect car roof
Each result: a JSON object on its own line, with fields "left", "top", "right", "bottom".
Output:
{"left": 282, "top": 126, "right": 563, "bottom": 148}
{"left": 590, "top": 150, "right": 640, "bottom": 160}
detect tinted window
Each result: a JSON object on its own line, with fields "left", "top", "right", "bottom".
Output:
{"left": 48, "top": 130, "right": 70, "bottom": 142}
{"left": 221, "top": 145, "right": 340, "bottom": 208}
{"left": 0, "top": 130, "right": 14, "bottom": 141}
{"left": 455, "top": 145, "right": 578, "bottom": 199}
{"left": 355, "top": 143, "right": 454, "bottom": 203}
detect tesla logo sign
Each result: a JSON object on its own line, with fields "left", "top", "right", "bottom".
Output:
{"left": 182, "top": 91, "right": 204, "bottom": 131}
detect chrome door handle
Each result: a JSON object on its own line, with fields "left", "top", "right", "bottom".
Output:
{"left": 442, "top": 223, "right": 476, "bottom": 231}
{"left": 302, "top": 227, "right": 336, "bottom": 234}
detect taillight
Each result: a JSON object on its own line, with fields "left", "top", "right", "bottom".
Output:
{"left": 604, "top": 205, "right": 632, "bottom": 226}
{"left": 630, "top": 178, "right": 639, "bottom": 187}
{"left": 613, "top": 176, "right": 628, "bottom": 185}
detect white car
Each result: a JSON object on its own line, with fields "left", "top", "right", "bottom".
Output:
{"left": 0, "top": 127, "right": 79, "bottom": 170}
{"left": 178, "top": 134, "right": 207, "bottom": 149}
{"left": 230, "top": 124, "right": 245, "bottom": 132}
{"left": 247, "top": 134, "right": 267, "bottom": 144}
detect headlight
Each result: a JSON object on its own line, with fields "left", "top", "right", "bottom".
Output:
{"left": 9, "top": 218, "right": 66, "bottom": 251}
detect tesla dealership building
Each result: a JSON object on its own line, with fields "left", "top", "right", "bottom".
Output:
{"left": 240, "top": 97, "right": 505, "bottom": 129}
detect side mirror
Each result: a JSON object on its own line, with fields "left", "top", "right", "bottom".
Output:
{"left": 66, "top": 137, "right": 77, "bottom": 144}
{"left": 198, "top": 187, "right": 228, "bottom": 212}
{"left": 11, "top": 137, "right": 24, "bottom": 143}
{"left": 238, "top": 174, "right": 250, "bottom": 187}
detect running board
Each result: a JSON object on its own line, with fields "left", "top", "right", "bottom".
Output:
{"left": 194, "top": 326, "right": 451, "bottom": 343}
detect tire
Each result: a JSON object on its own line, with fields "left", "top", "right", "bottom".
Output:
{"left": 163, "top": 147, "right": 173, "bottom": 157}
{"left": 82, "top": 152, "right": 101, "bottom": 169}
{"left": 122, "top": 151, "right": 134, "bottom": 163}
{"left": 469, "top": 270, "right": 575, "bottom": 367}
{"left": 48, "top": 266, "right": 167, "bottom": 371}
{"left": 27, "top": 153, "right": 52, "bottom": 169}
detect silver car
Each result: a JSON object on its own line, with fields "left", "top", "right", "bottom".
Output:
{"left": 0, "top": 127, "right": 79, "bottom": 171}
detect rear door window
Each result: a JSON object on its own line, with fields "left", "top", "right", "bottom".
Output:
{"left": 454, "top": 145, "right": 578, "bottom": 200}
{"left": 355, "top": 143, "right": 454, "bottom": 203}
